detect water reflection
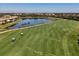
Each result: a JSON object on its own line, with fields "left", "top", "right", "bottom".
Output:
{"left": 9, "top": 18, "right": 50, "bottom": 29}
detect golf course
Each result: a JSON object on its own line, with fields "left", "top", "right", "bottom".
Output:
{"left": 0, "top": 19, "right": 79, "bottom": 56}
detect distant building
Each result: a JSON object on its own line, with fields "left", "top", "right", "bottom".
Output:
{"left": 0, "top": 15, "right": 18, "bottom": 24}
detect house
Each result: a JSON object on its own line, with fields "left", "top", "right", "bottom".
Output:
{"left": 0, "top": 15, "right": 18, "bottom": 25}
{"left": 0, "top": 18, "right": 6, "bottom": 24}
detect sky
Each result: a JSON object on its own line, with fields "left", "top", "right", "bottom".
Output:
{"left": 0, "top": 3, "right": 79, "bottom": 13}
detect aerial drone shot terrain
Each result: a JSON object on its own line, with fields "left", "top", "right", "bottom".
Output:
{"left": 0, "top": 3, "right": 79, "bottom": 56}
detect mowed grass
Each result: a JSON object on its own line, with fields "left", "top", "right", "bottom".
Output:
{"left": 0, "top": 19, "right": 79, "bottom": 56}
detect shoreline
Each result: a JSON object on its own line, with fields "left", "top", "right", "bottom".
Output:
{"left": 0, "top": 23, "right": 50, "bottom": 34}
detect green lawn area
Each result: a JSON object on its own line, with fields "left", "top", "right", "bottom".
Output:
{"left": 0, "top": 19, "right": 79, "bottom": 56}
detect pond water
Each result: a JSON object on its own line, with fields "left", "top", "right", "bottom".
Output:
{"left": 9, "top": 18, "right": 50, "bottom": 29}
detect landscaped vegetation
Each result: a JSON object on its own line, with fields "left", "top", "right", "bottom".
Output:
{"left": 0, "top": 19, "right": 79, "bottom": 56}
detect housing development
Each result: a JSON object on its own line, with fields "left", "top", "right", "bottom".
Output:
{"left": 0, "top": 15, "right": 18, "bottom": 24}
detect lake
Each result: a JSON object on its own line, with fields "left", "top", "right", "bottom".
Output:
{"left": 9, "top": 18, "right": 51, "bottom": 29}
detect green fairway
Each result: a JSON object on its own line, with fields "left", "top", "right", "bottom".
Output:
{"left": 0, "top": 19, "right": 79, "bottom": 56}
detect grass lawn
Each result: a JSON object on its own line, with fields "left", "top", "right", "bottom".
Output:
{"left": 0, "top": 19, "right": 79, "bottom": 56}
